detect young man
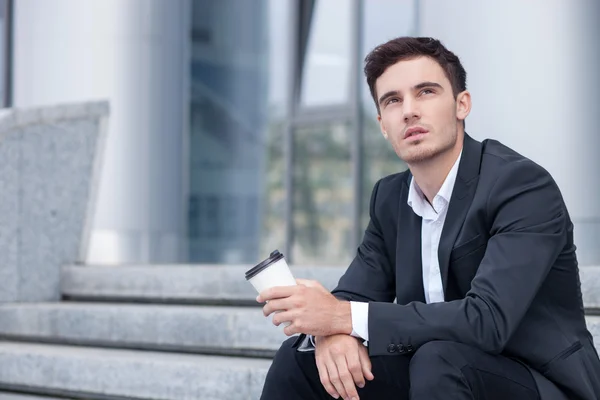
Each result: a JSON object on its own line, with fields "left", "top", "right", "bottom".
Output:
{"left": 257, "top": 37, "right": 600, "bottom": 400}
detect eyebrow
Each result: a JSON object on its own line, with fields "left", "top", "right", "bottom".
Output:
{"left": 377, "top": 81, "right": 444, "bottom": 106}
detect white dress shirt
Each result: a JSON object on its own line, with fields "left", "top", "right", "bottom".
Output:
{"left": 349, "top": 151, "right": 463, "bottom": 342}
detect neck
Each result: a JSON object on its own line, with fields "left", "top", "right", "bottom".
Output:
{"left": 408, "top": 140, "right": 463, "bottom": 203}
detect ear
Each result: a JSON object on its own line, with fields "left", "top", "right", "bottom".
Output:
{"left": 456, "top": 90, "right": 472, "bottom": 124}
{"left": 377, "top": 114, "right": 389, "bottom": 140}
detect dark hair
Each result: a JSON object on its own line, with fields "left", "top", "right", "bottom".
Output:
{"left": 364, "top": 37, "right": 467, "bottom": 114}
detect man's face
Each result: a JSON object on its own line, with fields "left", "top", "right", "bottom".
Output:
{"left": 375, "top": 56, "right": 470, "bottom": 165}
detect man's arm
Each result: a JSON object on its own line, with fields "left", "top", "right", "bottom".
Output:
{"left": 367, "top": 160, "right": 567, "bottom": 355}
{"left": 331, "top": 179, "right": 397, "bottom": 304}
{"left": 259, "top": 178, "right": 401, "bottom": 398}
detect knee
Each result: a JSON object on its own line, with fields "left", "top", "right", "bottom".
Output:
{"left": 409, "top": 342, "right": 472, "bottom": 398}
{"left": 409, "top": 341, "right": 464, "bottom": 375}
{"left": 263, "top": 336, "right": 315, "bottom": 395}
{"left": 267, "top": 337, "right": 304, "bottom": 377}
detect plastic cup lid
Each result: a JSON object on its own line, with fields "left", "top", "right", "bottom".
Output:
{"left": 245, "top": 250, "right": 285, "bottom": 281}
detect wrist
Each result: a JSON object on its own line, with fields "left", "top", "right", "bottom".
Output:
{"left": 332, "top": 300, "right": 353, "bottom": 335}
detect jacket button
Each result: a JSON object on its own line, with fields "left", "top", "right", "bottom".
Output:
{"left": 406, "top": 345, "right": 414, "bottom": 352}
{"left": 387, "top": 344, "right": 397, "bottom": 353}
{"left": 397, "top": 344, "right": 406, "bottom": 353}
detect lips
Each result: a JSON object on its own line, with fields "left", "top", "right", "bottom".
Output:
{"left": 404, "top": 126, "right": 429, "bottom": 139}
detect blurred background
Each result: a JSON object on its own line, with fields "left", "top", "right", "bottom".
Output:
{"left": 0, "top": 1, "right": 599, "bottom": 399}
{"left": 5, "top": 0, "right": 600, "bottom": 267}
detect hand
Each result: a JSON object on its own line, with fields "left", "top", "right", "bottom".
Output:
{"left": 257, "top": 279, "right": 352, "bottom": 337}
{"left": 315, "top": 334, "right": 374, "bottom": 400}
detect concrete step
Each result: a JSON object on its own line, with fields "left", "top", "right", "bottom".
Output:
{"left": 0, "top": 303, "right": 597, "bottom": 355}
{"left": 579, "top": 267, "right": 600, "bottom": 311}
{"left": 0, "top": 342, "right": 270, "bottom": 400}
{"left": 587, "top": 315, "right": 600, "bottom": 349}
{"left": 62, "top": 265, "right": 600, "bottom": 309}
{"left": 0, "top": 303, "right": 288, "bottom": 357}
{"left": 61, "top": 265, "right": 344, "bottom": 305}
{"left": 0, "top": 394, "right": 69, "bottom": 400}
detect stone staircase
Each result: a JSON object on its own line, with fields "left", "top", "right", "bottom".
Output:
{"left": 0, "top": 265, "right": 597, "bottom": 400}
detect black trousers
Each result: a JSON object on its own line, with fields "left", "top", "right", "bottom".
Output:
{"left": 261, "top": 337, "right": 540, "bottom": 400}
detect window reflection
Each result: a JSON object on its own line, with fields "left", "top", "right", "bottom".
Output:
{"left": 188, "top": 0, "right": 286, "bottom": 263}
{"left": 360, "top": 0, "right": 413, "bottom": 228}
{"left": 361, "top": 0, "right": 417, "bottom": 110}
{"left": 187, "top": 0, "right": 415, "bottom": 265}
{"left": 292, "top": 123, "right": 353, "bottom": 265}
{"left": 300, "top": 0, "right": 352, "bottom": 108}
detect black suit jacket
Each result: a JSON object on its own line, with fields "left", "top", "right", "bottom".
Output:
{"left": 329, "top": 134, "right": 600, "bottom": 399}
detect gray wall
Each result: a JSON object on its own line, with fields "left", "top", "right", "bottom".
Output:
{"left": 0, "top": 102, "right": 108, "bottom": 302}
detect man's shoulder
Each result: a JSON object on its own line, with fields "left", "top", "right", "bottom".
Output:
{"left": 480, "top": 138, "right": 546, "bottom": 175}
{"left": 477, "top": 139, "right": 561, "bottom": 206}
{"left": 481, "top": 138, "right": 527, "bottom": 164}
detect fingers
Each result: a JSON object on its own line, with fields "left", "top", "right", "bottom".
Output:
{"left": 315, "top": 336, "right": 369, "bottom": 400}
{"left": 257, "top": 285, "right": 297, "bottom": 302}
{"left": 262, "top": 298, "right": 290, "bottom": 317}
{"left": 358, "top": 345, "right": 374, "bottom": 381}
{"left": 345, "top": 349, "right": 366, "bottom": 389}
{"left": 328, "top": 353, "right": 359, "bottom": 400}
{"left": 326, "top": 359, "right": 349, "bottom": 400}
{"left": 271, "top": 311, "right": 293, "bottom": 327}
{"left": 316, "top": 356, "right": 340, "bottom": 399}
{"left": 283, "top": 322, "right": 298, "bottom": 336}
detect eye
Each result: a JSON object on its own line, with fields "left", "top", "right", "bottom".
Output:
{"left": 420, "top": 89, "right": 434, "bottom": 96}
{"left": 386, "top": 97, "right": 401, "bottom": 105}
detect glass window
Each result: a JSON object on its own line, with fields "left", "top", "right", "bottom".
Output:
{"left": 259, "top": 119, "right": 286, "bottom": 259}
{"left": 188, "top": 0, "right": 290, "bottom": 263}
{"left": 360, "top": 0, "right": 414, "bottom": 227}
{"left": 361, "top": 0, "right": 418, "bottom": 111}
{"left": 292, "top": 122, "right": 353, "bottom": 265}
{"left": 188, "top": 0, "right": 415, "bottom": 264}
{"left": 360, "top": 117, "right": 406, "bottom": 229}
{"left": 267, "top": 0, "right": 293, "bottom": 118}
{"left": 300, "top": 0, "right": 353, "bottom": 108}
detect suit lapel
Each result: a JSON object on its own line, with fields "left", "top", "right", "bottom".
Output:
{"left": 395, "top": 175, "right": 426, "bottom": 304}
{"left": 438, "top": 134, "right": 482, "bottom": 294}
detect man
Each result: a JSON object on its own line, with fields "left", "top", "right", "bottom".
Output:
{"left": 257, "top": 37, "right": 600, "bottom": 400}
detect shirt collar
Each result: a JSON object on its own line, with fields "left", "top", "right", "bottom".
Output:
{"left": 407, "top": 150, "right": 463, "bottom": 218}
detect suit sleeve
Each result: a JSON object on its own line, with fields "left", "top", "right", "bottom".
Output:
{"left": 331, "top": 179, "right": 396, "bottom": 304}
{"left": 367, "top": 160, "right": 567, "bottom": 355}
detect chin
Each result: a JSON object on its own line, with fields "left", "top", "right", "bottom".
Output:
{"left": 399, "top": 145, "right": 439, "bottom": 164}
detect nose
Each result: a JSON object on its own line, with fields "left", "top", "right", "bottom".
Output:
{"left": 403, "top": 96, "right": 420, "bottom": 124}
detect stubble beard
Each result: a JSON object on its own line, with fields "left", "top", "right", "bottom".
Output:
{"left": 396, "top": 127, "right": 458, "bottom": 164}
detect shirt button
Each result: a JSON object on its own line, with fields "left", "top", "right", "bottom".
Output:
{"left": 387, "top": 344, "right": 397, "bottom": 353}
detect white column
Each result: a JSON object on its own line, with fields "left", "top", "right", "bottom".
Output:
{"left": 12, "top": 0, "right": 190, "bottom": 263}
{"left": 420, "top": 0, "right": 600, "bottom": 265}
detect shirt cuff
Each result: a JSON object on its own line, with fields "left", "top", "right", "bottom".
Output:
{"left": 350, "top": 301, "right": 369, "bottom": 342}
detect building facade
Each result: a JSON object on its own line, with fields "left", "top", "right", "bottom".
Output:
{"left": 9, "top": 0, "right": 600, "bottom": 266}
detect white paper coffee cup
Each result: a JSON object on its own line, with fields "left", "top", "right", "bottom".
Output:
{"left": 245, "top": 250, "right": 296, "bottom": 294}
{"left": 246, "top": 250, "right": 296, "bottom": 329}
